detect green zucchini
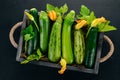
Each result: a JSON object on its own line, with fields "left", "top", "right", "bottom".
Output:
{"left": 84, "top": 27, "right": 98, "bottom": 68}
{"left": 62, "top": 10, "right": 75, "bottom": 64}
{"left": 27, "top": 8, "right": 39, "bottom": 55}
{"left": 74, "top": 29, "right": 85, "bottom": 64}
{"left": 39, "top": 11, "right": 50, "bottom": 54}
{"left": 48, "top": 16, "right": 62, "bottom": 62}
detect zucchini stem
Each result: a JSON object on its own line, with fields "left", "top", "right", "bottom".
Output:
{"left": 33, "top": 20, "right": 39, "bottom": 32}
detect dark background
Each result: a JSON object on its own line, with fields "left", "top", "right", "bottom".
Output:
{"left": 0, "top": 0, "right": 120, "bottom": 80}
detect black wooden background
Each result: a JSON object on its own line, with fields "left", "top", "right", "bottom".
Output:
{"left": 0, "top": 0, "right": 120, "bottom": 80}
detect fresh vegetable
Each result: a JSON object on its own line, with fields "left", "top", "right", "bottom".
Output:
{"left": 20, "top": 4, "right": 117, "bottom": 74}
{"left": 84, "top": 27, "right": 98, "bottom": 68}
{"left": 25, "top": 8, "right": 39, "bottom": 55}
{"left": 74, "top": 29, "right": 85, "bottom": 64}
{"left": 47, "top": 4, "right": 69, "bottom": 74}
{"left": 77, "top": 5, "right": 117, "bottom": 68}
{"left": 62, "top": 10, "right": 75, "bottom": 64}
{"left": 39, "top": 11, "right": 50, "bottom": 54}
{"left": 48, "top": 15, "right": 62, "bottom": 62}
{"left": 73, "top": 20, "right": 86, "bottom": 64}
{"left": 21, "top": 8, "right": 42, "bottom": 64}
{"left": 29, "top": 8, "right": 39, "bottom": 53}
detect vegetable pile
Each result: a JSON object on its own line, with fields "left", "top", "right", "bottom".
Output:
{"left": 21, "top": 4, "right": 117, "bottom": 74}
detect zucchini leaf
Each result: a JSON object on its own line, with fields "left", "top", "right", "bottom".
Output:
{"left": 99, "top": 25, "right": 117, "bottom": 32}
{"left": 22, "top": 24, "right": 35, "bottom": 53}
{"left": 80, "top": 5, "right": 90, "bottom": 16}
{"left": 98, "top": 21, "right": 117, "bottom": 32}
{"left": 24, "top": 34, "right": 33, "bottom": 42}
{"left": 60, "top": 4, "right": 68, "bottom": 16}
{"left": 77, "top": 5, "right": 117, "bottom": 34}
{"left": 22, "top": 24, "right": 34, "bottom": 42}
{"left": 21, "top": 49, "right": 43, "bottom": 64}
{"left": 46, "top": 3, "right": 55, "bottom": 12}
{"left": 77, "top": 5, "right": 96, "bottom": 27}
{"left": 46, "top": 3, "right": 68, "bottom": 16}
{"left": 88, "top": 12, "right": 96, "bottom": 26}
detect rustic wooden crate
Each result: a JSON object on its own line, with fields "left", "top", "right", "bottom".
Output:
{"left": 16, "top": 9, "right": 104, "bottom": 74}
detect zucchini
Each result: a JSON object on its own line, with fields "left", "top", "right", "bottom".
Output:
{"left": 74, "top": 29, "right": 85, "bottom": 64}
{"left": 62, "top": 10, "right": 75, "bottom": 64}
{"left": 39, "top": 11, "right": 50, "bottom": 54}
{"left": 84, "top": 27, "right": 98, "bottom": 68}
{"left": 27, "top": 8, "right": 39, "bottom": 55}
{"left": 48, "top": 16, "right": 62, "bottom": 62}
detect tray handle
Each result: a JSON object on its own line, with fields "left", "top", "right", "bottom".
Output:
{"left": 100, "top": 35, "right": 114, "bottom": 63}
{"left": 9, "top": 21, "right": 114, "bottom": 63}
{"left": 9, "top": 21, "right": 23, "bottom": 48}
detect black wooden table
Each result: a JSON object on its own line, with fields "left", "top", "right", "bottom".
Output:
{"left": 0, "top": 0, "right": 120, "bottom": 80}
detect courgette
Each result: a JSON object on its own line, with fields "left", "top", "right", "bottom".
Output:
{"left": 62, "top": 10, "right": 75, "bottom": 64}
{"left": 39, "top": 11, "right": 50, "bottom": 54}
{"left": 74, "top": 29, "right": 85, "bottom": 64}
{"left": 27, "top": 8, "right": 39, "bottom": 55}
{"left": 84, "top": 27, "right": 98, "bottom": 68}
{"left": 48, "top": 16, "right": 62, "bottom": 62}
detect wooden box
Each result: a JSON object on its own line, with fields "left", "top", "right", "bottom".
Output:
{"left": 16, "top": 10, "right": 104, "bottom": 74}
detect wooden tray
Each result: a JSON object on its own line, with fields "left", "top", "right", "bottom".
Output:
{"left": 9, "top": 9, "right": 114, "bottom": 74}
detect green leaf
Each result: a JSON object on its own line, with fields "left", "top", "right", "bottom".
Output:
{"left": 88, "top": 11, "right": 96, "bottom": 25}
{"left": 60, "top": 4, "right": 68, "bottom": 15}
{"left": 21, "top": 60, "right": 29, "bottom": 64}
{"left": 36, "top": 49, "right": 42, "bottom": 60}
{"left": 22, "top": 25, "right": 35, "bottom": 41}
{"left": 22, "top": 24, "right": 33, "bottom": 35}
{"left": 21, "top": 48, "right": 43, "bottom": 64}
{"left": 46, "top": 4, "right": 55, "bottom": 12}
{"left": 79, "top": 15, "right": 90, "bottom": 21}
{"left": 99, "top": 25, "right": 117, "bottom": 32}
{"left": 97, "top": 21, "right": 117, "bottom": 32}
{"left": 80, "top": 5, "right": 90, "bottom": 16}
{"left": 21, "top": 54, "right": 39, "bottom": 64}
{"left": 24, "top": 34, "right": 33, "bottom": 41}
{"left": 77, "top": 5, "right": 95, "bottom": 25}
{"left": 54, "top": 7, "right": 61, "bottom": 15}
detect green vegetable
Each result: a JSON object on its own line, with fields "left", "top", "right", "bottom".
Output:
{"left": 29, "top": 8, "right": 39, "bottom": 50}
{"left": 62, "top": 10, "right": 75, "bottom": 64}
{"left": 48, "top": 16, "right": 62, "bottom": 62}
{"left": 84, "top": 27, "right": 98, "bottom": 68}
{"left": 39, "top": 11, "right": 50, "bottom": 54}
{"left": 74, "top": 29, "right": 85, "bottom": 64}
{"left": 76, "top": 5, "right": 116, "bottom": 68}
{"left": 24, "top": 8, "right": 39, "bottom": 55}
